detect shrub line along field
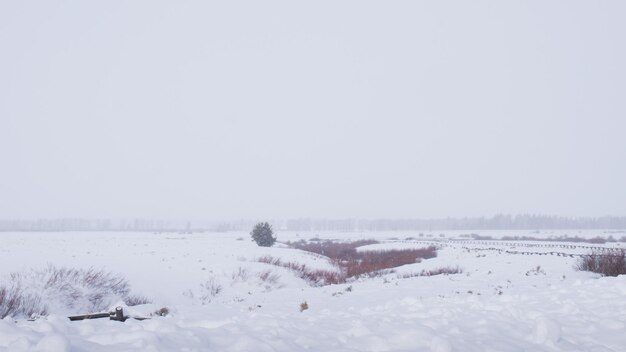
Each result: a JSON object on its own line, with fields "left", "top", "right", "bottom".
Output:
{"left": 0, "top": 230, "right": 625, "bottom": 351}
{"left": 257, "top": 240, "right": 440, "bottom": 285}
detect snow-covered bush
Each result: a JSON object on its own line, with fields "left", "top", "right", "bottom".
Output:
{"left": 577, "top": 250, "right": 626, "bottom": 277}
{"left": 250, "top": 222, "right": 276, "bottom": 247}
{"left": 0, "top": 265, "right": 144, "bottom": 318}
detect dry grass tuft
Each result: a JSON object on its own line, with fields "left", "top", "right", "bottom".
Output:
{"left": 257, "top": 270, "right": 281, "bottom": 286}
{"left": 124, "top": 295, "right": 152, "bottom": 306}
{"left": 0, "top": 285, "right": 47, "bottom": 319}
{"left": 200, "top": 277, "right": 223, "bottom": 303}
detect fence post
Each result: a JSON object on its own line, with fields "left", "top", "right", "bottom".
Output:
{"left": 111, "top": 307, "right": 125, "bottom": 322}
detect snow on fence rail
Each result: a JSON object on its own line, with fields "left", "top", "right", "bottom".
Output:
{"left": 385, "top": 239, "right": 624, "bottom": 258}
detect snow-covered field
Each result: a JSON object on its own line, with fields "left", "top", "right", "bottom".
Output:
{"left": 1, "top": 230, "right": 625, "bottom": 352}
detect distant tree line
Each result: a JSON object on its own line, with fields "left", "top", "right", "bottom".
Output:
{"left": 1, "top": 214, "right": 626, "bottom": 232}
{"left": 284, "top": 215, "right": 626, "bottom": 231}
{"left": 0, "top": 218, "right": 180, "bottom": 232}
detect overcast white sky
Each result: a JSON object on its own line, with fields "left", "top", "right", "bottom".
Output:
{"left": 1, "top": 1, "right": 625, "bottom": 220}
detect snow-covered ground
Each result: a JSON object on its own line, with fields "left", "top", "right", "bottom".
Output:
{"left": 1, "top": 230, "right": 625, "bottom": 351}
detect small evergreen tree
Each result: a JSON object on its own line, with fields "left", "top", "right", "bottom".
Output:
{"left": 250, "top": 222, "right": 276, "bottom": 247}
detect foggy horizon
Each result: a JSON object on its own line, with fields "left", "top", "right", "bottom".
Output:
{"left": 2, "top": 1, "right": 625, "bottom": 220}
{"left": 3, "top": 213, "right": 626, "bottom": 222}
{"left": 3, "top": 214, "right": 626, "bottom": 233}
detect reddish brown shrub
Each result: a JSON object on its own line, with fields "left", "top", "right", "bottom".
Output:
{"left": 289, "top": 239, "right": 380, "bottom": 260}
{"left": 263, "top": 240, "right": 439, "bottom": 285}
{"left": 291, "top": 240, "right": 436, "bottom": 278}
{"left": 343, "top": 248, "right": 437, "bottom": 278}
{"left": 577, "top": 250, "right": 626, "bottom": 277}
{"left": 258, "top": 256, "right": 343, "bottom": 285}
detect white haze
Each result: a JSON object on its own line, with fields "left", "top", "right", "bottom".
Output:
{"left": 0, "top": 1, "right": 625, "bottom": 220}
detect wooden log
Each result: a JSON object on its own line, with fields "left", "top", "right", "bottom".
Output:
{"left": 68, "top": 312, "right": 110, "bottom": 321}
{"left": 68, "top": 307, "right": 149, "bottom": 322}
